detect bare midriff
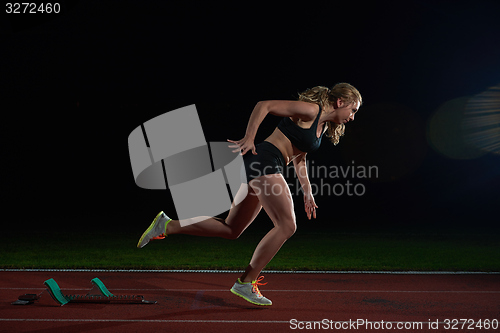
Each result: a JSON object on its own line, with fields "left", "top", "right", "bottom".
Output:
{"left": 264, "top": 128, "right": 303, "bottom": 165}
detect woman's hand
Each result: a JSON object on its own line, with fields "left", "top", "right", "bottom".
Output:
{"left": 304, "top": 192, "right": 318, "bottom": 220}
{"left": 227, "top": 137, "right": 257, "bottom": 156}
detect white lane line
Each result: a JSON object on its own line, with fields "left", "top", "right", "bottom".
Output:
{"left": 0, "top": 319, "right": 460, "bottom": 325}
{"left": 1, "top": 287, "right": 498, "bottom": 293}
{"left": 1, "top": 269, "right": 498, "bottom": 274}
{"left": 0, "top": 318, "right": 289, "bottom": 324}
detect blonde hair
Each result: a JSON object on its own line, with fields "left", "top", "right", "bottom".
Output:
{"left": 298, "top": 83, "right": 362, "bottom": 145}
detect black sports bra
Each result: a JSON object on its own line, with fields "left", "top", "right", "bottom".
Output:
{"left": 277, "top": 106, "right": 324, "bottom": 153}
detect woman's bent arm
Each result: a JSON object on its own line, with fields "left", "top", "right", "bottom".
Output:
{"left": 228, "top": 100, "right": 319, "bottom": 155}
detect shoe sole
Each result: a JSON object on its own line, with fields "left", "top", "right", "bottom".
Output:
{"left": 137, "top": 211, "right": 165, "bottom": 249}
{"left": 230, "top": 288, "right": 272, "bottom": 306}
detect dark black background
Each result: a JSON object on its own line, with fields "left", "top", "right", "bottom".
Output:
{"left": 2, "top": 0, "right": 499, "bottom": 233}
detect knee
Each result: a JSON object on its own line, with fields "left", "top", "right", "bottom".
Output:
{"left": 215, "top": 218, "right": 244, "bottom": 240}
{"left": 280, "top": 220, "right": 297, "bottom": 239}
{"left": 287, "top": 223, "right": 297, "bottom": 238}
{"left": 226, "top": 229, "right": 244, "bottom": 240}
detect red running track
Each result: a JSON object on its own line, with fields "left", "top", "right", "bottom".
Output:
{"left": 1, "top": 271, "right": 499, "bottom": 332}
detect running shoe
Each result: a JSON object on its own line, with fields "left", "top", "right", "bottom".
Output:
{"left": 230, "top": 276, "right": 272, "bottom": 306}
{"left": 137, "top": 211, "right": 172, "bottom": 248}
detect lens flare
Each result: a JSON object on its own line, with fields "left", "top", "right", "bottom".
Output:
{"left": 464, "top": 85, "right": 500, "bottom": 155}
{"left": 427, "top": 97, "right": 486, "bottom": 160}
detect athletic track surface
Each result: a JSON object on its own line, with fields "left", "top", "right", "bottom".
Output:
{"left": 1, "top": 271, "right": 499, "bottom": 332}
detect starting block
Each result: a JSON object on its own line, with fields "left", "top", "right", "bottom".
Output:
{"left": 12, "top": 277, "right": 156, "bottom": 306}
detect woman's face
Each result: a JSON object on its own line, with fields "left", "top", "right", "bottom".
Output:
{"left": 333, "top": 99, "right": 360, "bottom": 125}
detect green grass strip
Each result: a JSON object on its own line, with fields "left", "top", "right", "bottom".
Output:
{"left": 1, "top": 231, "right": 498, "bottom": 271}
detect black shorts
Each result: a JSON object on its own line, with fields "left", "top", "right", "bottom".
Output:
{"left": 242, "top": 141, "right": 286, "bottom": 183}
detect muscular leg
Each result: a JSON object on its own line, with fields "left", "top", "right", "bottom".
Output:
{"left": 165, "top": 184, "right": 262, "bottom": 239}
{"left": 240, "top": 174, "right": 296, "bottom": 282}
